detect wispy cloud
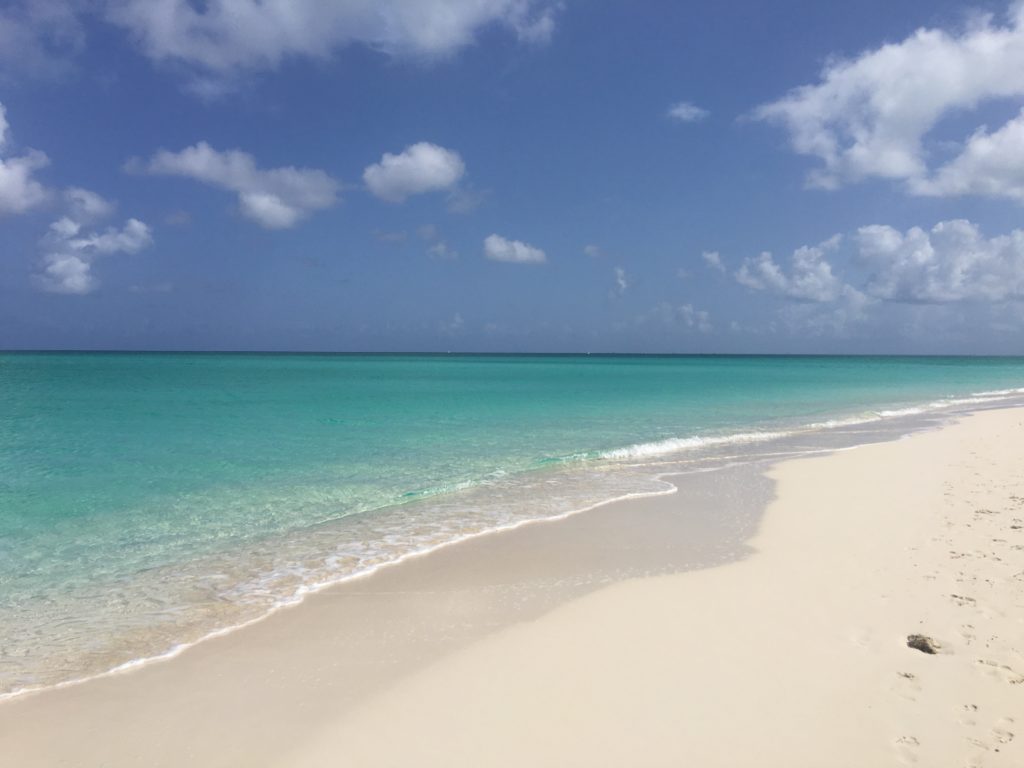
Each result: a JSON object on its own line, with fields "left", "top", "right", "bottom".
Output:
{"left": 610, "top": 266, "right": 628, "bottom": 297}
{"left": 134, "top": 142, "right": 339, "bottom": 228}
{"left": 667, "top": 101, "right": 709, "bottom": 123}
{"left": 702, "top": 250, "right": 725, "bottom": 273}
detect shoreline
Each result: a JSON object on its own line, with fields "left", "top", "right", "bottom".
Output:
{"left": 0, "top": 483, "right": 683, "bottom": 705}
{"left": 2, "top": 406, "right": 1023, "bottom": 766}
{"left": 4, "top": 385, "right": 1023, "bottom": 701}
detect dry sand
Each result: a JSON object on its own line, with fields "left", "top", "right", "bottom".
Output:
{"left": 2, "top": 408, "right": 1023, "bottom": 766}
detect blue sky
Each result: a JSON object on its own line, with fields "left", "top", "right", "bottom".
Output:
{"left": 2, "top": 0, "right": 1024, "bottom": 352}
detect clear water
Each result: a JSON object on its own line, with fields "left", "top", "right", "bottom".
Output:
{"left": 3, "top": 353, "right": 1024, "bottom": 696}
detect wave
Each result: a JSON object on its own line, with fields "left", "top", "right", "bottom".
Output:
{"left": 599, "top": 385, "right": 1024, "bottom": 463}
{"left": 599, "top": 430, "right": 792, "bottom": 460}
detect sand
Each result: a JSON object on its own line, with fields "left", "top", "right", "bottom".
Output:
{"left": 2, "top": 408, "right": 1022, "bottom": 766}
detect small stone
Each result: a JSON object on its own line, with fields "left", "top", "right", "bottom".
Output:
{"left": 907, "top": 634, "right": 941, "bottom": 654}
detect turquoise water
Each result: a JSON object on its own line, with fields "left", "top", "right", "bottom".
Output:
{"left": 3, "top": 353, "right": 1024, "bottom": 695}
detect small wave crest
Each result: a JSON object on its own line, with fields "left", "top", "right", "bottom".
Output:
{"left": 600, "top": 430, "right": 792, "bottom": 460}
{"left": 598, "top": 385, "right": 1024, "bottom": 464}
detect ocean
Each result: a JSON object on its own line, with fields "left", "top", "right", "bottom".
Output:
{"left": 3, "top": 352, "right": 1024, "bottom": 697}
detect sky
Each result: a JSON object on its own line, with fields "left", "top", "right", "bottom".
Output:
{"left": 3, "top": 0, "right": 1024, "bottom": 353}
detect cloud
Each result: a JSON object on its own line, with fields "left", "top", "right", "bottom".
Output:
{"left": 65, "top": 186, "right": 115, "bottom": 221}
{"left": 679, "top": 303, "right": 712, "bottom": 333}
{"left": 755, "top": 5, "right": 1024, "bottom": 193}
{"left": 735, "top": 235, "right": 855, "bottom": 303}
{"left": 483, "top": 233, "right": 546, "bottom": 264}
{"left": 0, "top": 102, "right": 51, "bottom": 215}
{"left": 857, "top": 219, "right": 1024, "bottom": 302}
{"left": 729, "top": 218, "right": 1024, "bottom": 336}
{"left": 645, "top": 302, "right": 713, "bottom": 333}
{"left": 702, "top": 250, "right": 725, "bottom": 272}
{"left": 137, "top": 142, "right": 339, "bottom": 228}
{"left": 446, "top": 184, "right": 487, "bottom": 213}
{"left": 912, "top": 109, "right": 1024, "bottom": 202}
{"left": 0, "top": 1, "right": 86, "bottom": 81}
{"left": 428, "top": 241, "right": 458, "bottom": 260}
{"left": 363, "top": 142, "right": 465, "bottom": 203}
{"left": 732, "top": 234, "right": 873, "bottom": 334}
{"left": 36, "top": 190, "right": 153, "bottom": 294}
{"left": 583, "top": 244, "right": 603, "bottom": 258}
{"left": 415, "top": 222, "right": 458, "bottom": 259}
{"left": 101, "top": 0, "right": 560, "bottom": 91}
{"left": 667, "top": 101, "right": 709, "bottom": 123}
{"left": 610, "top": 266, "right": 628, "bottom": 297}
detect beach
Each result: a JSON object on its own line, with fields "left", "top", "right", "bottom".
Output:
{"left": 2, "top": 406, "right": 1022, "bottom": 766}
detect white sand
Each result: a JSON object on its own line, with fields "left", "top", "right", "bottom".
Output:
{"left": 290, "top": 408, "right": 1024, "bottom": 767}
{"left": 2, "top": 408, "right": 1022, "bottom": 766}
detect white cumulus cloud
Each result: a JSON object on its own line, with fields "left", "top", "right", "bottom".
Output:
{"left": 363, "top": 142, "right": 465, "bottom": 203}
{"left": 667, "top": 101, "right": 709, "bottom": 123}
{"left": 103, "top": 0, "right": 560, "bottom": 90}
{"left": 137, "top": 142, "right": 339, "bottom": 228}
{"left": 0, "top": 102, "right": 50, "bottom": 214}
{"left": 36, "top": 190, "right": 153, "bottom": 294}
{"left": 483, "top": 233, "right": 546, "bottom": 264}
{"left": 735, "top": 235, "right": 853, "bottom": 302}
{"left": 731, "top": 218, "right": 1024, "bottom": 339}
{"left": 858, "top": 219, "right": 1024, "bottom": 302}
{"left": 755, "top": 5, "right": 1024, "bottom": 194}
{"left": 912, "top": 109, "right": 1024, "bottom": 202}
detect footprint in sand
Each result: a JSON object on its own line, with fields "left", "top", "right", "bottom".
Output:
{"left": 963, "top": 718, "right": 1016, "bottom": 760}
{"left": 959, "top": 703, "right": 980, "bottom": 726}
{"left": 975, "top": 659, "right": 1024, "bottom": 685}
{"left": 959, "top": 624, "right": 976, "bottom": 646}
{"left": 992, "top": 718, "right": 1015, "bottom": 745}
{"left": 893, "top": 735, "right": 920, "bottom": 764}
{"left": 895, "top": 671, "right": 921, "bottom": 701}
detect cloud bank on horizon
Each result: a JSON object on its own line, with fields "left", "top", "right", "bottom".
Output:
{"left": 3, "top": 0, "right": 1024, "bottom": 352}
